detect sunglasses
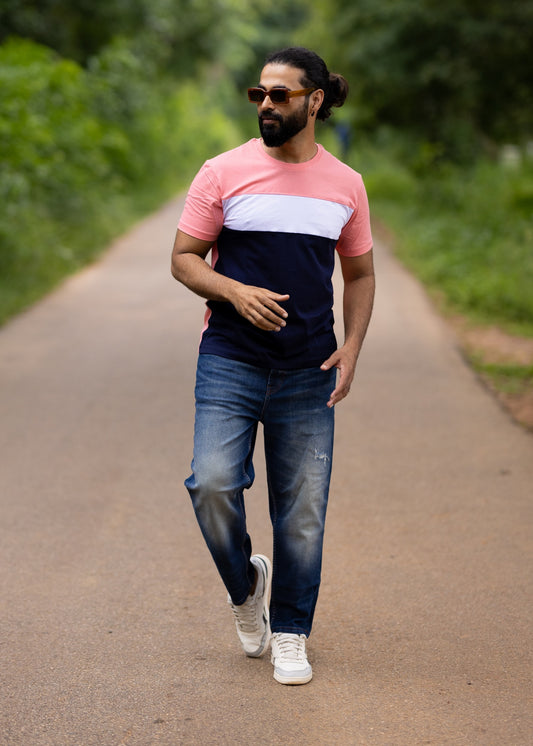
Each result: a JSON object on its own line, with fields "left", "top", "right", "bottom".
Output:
{"left": 247, "top": 86, "right": 316, "bottom": 105}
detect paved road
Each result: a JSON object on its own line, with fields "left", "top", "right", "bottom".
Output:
{"left": 1, "top": 196, "right": 532, "bottom": 746}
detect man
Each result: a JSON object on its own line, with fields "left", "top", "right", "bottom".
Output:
{"left": 171, "top": 47, "right": 374, "bottom": 685}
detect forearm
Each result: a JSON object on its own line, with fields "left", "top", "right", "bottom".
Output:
{"left": 171, "top": 246, "right": 290, "bottom": 332}
{"left": 342, "top": 272, "right": 375, "bottom": 357}
{"left": 172, "top": 251, "right": 240, "bottom": 303}
{"left": 320, "top": 269, "right": 374, "bottom": 408}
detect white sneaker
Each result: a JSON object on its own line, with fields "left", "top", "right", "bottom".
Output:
{"left": 271, "top": 632, "right": 313, "bottom": 685}
{"left": 228, "top": 555, "right": 272, "bottom": 657}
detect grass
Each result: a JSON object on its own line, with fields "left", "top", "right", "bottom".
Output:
{"left": 470, "top": 359, "right": 533, "bottom": 396}
{"left": 353, "top": 139, "right": 533, "bottom": 338}
{"left": 348, "top": 134, "right": 533, "bottom": 424}
{"left": 469, "top": 356, "right": 533, "bottom": 431}
{"left": 0, "top": 183, "right": 176, "bottom": 324}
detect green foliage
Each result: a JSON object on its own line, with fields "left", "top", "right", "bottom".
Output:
{"left": 0, "top": 36, "right": 240, "bottom": 324}
{"left": 469, "top": 358, "right": 533, "bottom": 404}
{"left": 356, "top": 140, "right": 533, "bottom": 335}
{"left": 0, "top": 0, "right": 222, "bottom": 72}
{"left": 213, "top": 0, "right": 311, "bottom": 90}
{"left": 0, "top": 0, "right": 146, "bottom": 62}
{"left": 472, "top": 360, "right": 533, "bottom": 385}
{"left": 0, "top": 0, "right": 313, "bottom": 325}
{"left": 300, "top": 0, "right": 533, "bottom": 156}
{"left": 1, "top": 40, "right": 122, "bottom": 214}
{"left": 2, "top": 0, "right": 531, "bottom": 338}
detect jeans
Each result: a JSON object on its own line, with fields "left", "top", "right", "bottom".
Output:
{"left": 185, "top": 354, "right": 336, "bottom": 636}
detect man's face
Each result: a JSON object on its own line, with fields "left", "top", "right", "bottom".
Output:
{"left": 256, "top": 63, "right": 311, "bottom": 147}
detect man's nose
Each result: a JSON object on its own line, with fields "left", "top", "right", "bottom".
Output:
{"left": 259, "top": 93, "right": 275, "bottom": 109}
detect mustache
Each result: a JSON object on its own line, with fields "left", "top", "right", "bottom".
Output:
{"left": 259, "top": 112, "right": 283, "bottom": 123}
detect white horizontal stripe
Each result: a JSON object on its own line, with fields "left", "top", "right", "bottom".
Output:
{"left": 222, "top": 194, "right": 353, "bottom": 240}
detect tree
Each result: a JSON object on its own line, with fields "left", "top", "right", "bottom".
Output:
{"left": 301, "top": 0, "right": 533, "bottom": 154}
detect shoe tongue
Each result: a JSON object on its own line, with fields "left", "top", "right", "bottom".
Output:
{"left": 280, "top": 635, "right": 303, "bottom": 658}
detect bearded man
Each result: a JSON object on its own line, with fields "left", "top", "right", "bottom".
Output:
{"left": 171, "top": 47, "right": 374, "bottom": 685}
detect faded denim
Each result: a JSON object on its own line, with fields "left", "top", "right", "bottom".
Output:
{"left": 185, "top": 354, "right": 335, "bottom": 636}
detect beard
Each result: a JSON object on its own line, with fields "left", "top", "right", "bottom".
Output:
{"left": 259, "top": 104, "right": 309, "bottom": 147}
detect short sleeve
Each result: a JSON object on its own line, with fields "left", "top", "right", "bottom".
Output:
{"left": 178, "top": 162, "right": 224, "bottom": 242}
{"left": 336, "top": 176, "right": 373, "bottom": 257}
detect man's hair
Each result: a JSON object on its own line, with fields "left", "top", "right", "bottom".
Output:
{"left": 264, "top": 47, "right": 348, "bottom": 122}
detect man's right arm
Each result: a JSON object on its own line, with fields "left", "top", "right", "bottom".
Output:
{"left": 171, "top": 229, "right": 290, "bottom": 333}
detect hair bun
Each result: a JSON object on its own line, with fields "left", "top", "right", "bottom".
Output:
{"left": 328, "top": 73, "right": 349, "bottom": 108}
{"left": 318, "top": 73, "right": 348, "bottom": 121}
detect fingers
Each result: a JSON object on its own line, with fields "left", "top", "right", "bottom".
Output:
{"left": 256, "top": 295, "right": 289, "bottom": 330}
{"left": 235, "top": 287, "right": 290, "bottom": 331}
{"left": 326, "top": 378, "right": 351, "bottom": 408}
{"left": 321, "top": 349, "right": 356, "bottom": 407}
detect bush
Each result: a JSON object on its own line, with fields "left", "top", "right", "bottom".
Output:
{"left": 0, "top": 37, "right": 241, "bottom": 324}
{"left": 355, "top": 139, "right": 533, "bottom": 335}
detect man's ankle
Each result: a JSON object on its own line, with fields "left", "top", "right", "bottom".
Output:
{"left": 249, "top": 566, "right": 258, "bottom": 596}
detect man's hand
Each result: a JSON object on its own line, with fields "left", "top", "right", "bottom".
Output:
{"left": 321, "top": 250, "right": 375, "bottom": 407}
{"left": 172, "top": 230, "right": 289, "bottom": 332}
{"left": 231, "top": 285, "right": 290, "bottom": 331}
{"left": 320, "top": 345, "right": 357, "bottom": 408}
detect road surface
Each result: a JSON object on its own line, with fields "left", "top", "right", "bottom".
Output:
{"left": 1, "top": 196, "right": 532, "bottom": 745}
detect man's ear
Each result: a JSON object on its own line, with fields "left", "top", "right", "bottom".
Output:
{"left": 311, "top": 89, "right": 324, "bottom": 114}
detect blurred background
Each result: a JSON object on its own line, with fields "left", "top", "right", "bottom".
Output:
{"left": 1, "top": 0, "right": 532, "bottom": 359}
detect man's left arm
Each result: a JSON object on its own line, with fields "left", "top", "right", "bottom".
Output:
{"left": 321, "top": 249, "right": 375, "bottom": 407}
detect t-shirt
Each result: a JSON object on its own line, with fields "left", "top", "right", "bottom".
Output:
{"left": 178, "top": 138, "right": 373, "bottom": 369}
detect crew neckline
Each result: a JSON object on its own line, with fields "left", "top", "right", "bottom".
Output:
{"left": 253, "top": 138, "right": 324, "bottom": 167}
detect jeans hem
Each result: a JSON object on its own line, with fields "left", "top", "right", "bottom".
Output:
{"left": 271, "top": 626, "right": 310, "bottom": 638}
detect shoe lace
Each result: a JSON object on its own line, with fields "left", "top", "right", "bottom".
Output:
{"left": 275, "top": 634, "right": 306, "bottom": 661}
{"left": 230, "top": 597, "right": 258, "bottom": 633}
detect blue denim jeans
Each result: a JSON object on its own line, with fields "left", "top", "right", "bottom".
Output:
{"left": 185, "top": 354, "right": 336, "bottom": 636}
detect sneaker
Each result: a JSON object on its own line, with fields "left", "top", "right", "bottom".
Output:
{"left": 227, "top": 554, "right": 272, "bottom": 657}
{"left": 271, "top": 633, "right": 313, "bottom": 685}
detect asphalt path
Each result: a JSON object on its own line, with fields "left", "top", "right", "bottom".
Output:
{"left": 1, "top": 195, "right": 532, "bottom": 746}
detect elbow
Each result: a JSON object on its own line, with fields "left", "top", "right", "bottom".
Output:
{"left": 171, "top": 252, "right": 185, "bottom": 283}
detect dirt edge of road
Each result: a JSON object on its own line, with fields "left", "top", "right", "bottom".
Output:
{"left": 372, "top": 219, "right": 533, "bottom": 433}
{"left": 450, "top": 317, "right": 533, "bottom": 433}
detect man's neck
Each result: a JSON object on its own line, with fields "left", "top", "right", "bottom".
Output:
{"left": 261, "top": 130, "right": 318, "bottom": 163}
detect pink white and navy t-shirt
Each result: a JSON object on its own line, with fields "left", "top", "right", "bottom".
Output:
{"left": 178, "top": 138, "right": 373, "bottom": 370}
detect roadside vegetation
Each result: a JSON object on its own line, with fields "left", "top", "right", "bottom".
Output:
{"left": 1, "top": 0, "right": 532, "bottom": 422}
{"left": 302, "top": 0, "right": 533, "bottom": 425}
{"left": 354, "top": 140, "right": 533, "bottom": 424}
{"left": 356, "top": 136, "right": 533, "bottom": 337}
{"left": 0, "top": 6, "right": 245, "bottom": 323}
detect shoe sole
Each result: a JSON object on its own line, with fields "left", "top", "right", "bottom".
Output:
{"left": 246, "top": 554, "right": 272, "bottom": 658}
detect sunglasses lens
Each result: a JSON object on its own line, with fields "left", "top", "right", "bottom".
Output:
{"left": 269, "top": 90, "right": 288, "bottom": 104}
{"left": 248, "top": 88, "right": 291, "bottom": 104}
{"left": 248, "top": 88, "right": 265, "bottom": 103}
